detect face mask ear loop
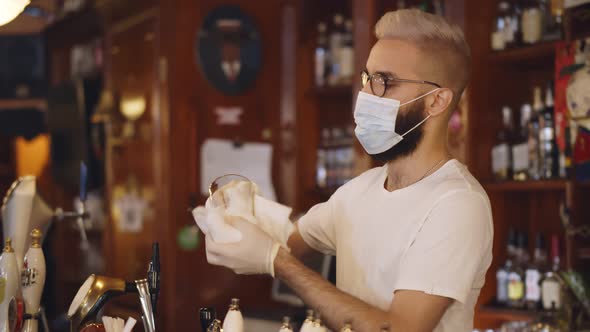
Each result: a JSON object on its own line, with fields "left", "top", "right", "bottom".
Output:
{"left": 399, "top": 88, "right": 441, "bottom": 107}
{"left": 400, "top": 114, "right": 432, "bottom": 138}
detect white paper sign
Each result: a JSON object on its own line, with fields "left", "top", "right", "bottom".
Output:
{"left": 201, "top": 138, "right": 276, "bottom": 201}
{"left": 215, "top": 107, "right": 243, "bottom": 126}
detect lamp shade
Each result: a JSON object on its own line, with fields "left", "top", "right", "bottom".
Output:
{"left": 0, "top": 0, "right": 31, "bottom": 26}
{"left": 120, "top": 96, "right": 146, "bottom": 121}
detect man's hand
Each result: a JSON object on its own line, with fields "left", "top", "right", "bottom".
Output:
{"left": 205, "top": 216, "right": 281, "bottom": 276}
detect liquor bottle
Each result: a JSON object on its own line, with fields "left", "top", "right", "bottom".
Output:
{"left": 328, "top": 14, "right": 345, "bottom": 86}
{"left": 525, "top": 233, "right": 547, "bottom": 310}
{"left": 559, "top": 150, "right": 566, "bottom": 178}
{"left": 278, "top": 316, "right": 293, "bottom": 332}
{"left": 315, "top": 23, "right": 328, "bottom": 87}
{"left": 510, "top": 1, "right": 523, "bottom": 47}
{"left": 496, "top": 228, "right": 517, "bottom": 304}
{"left": 339, "top": 19, "right": 354, "bottom": 85}
{"left": 543, "top": 0, "right": 564, "bottom": 41}
{"left": 492, "top": 106, "right": 514, "bottom": 181}
{"left": 300, "top": 309, "right": 314, "bottom": 332}
{"left": 21, "top": 229, "right": 46, "bottom": 332}
{"left": 529, "top": 86, "right": 544, "bottom": 180}
{"left": 539, "top": 83, "right": 558, "bottom": 179}
{"left": 316, "top": 129, "right": 329, "bottom": 188}
{"left": 507, "top": 231, "right": 527, "bottom": 308}
{"left": 541, "top": 235, "right": 562, "bottom": 310}
{"left": 222, "top": 298, "right": 244, "bottom": 332}
{"left": 521, "top": 0, "right": 543, "bottom": 44}
{"left": 497, "top": 1, "right": 522, "bottom": 48}
{"left": 492, "top": 2, "right": 511, "bottom": 51}
{"left": 513, "top": 104, "right": 532, "bottom": 181}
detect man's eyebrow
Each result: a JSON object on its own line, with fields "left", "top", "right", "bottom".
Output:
{"left": 373, "top": 70, "right": 398, "bottom": 78}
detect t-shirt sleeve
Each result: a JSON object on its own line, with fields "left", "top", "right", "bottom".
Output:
{"left": 393, "top": 190, "right": 493, "bottom": 304}
{"left": 296, "top": 193, "right": 339, "bottom": 256}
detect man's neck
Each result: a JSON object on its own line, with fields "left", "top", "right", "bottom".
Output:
{"left": 385, "top": 141, "right": 451, "bottom": 192}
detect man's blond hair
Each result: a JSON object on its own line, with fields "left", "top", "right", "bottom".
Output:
{"left": 375, "top": 9, "right": 471, "bottom": 108}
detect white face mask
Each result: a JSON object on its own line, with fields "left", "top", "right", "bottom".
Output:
{"left": 353, "top": 89, "right": 439, "bottom": 154}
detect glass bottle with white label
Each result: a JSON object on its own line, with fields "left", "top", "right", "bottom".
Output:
{"left": 539, "top": 83, "right": 558, "bottom": 179}
{"left": 492, "top": 106, "right": 514, "bottom": 181}
{"left": 339, "top": 19, "right": 354, "bottom": 85}
{"left": 541, "top": 235, "right": 562, "bottom": 310}
{"left": 501, "top": 2, "right": 520, "bottom": 49}
{"left": 508, "top": 231, "right": 527, "bottom": 308}
{"left": 521, "top": 0, "right": 543, "bottom": 44}
{"left": 497, "top": 228, "right": 517, "bottom": 304}
{"left": 513, "top": 104, "right": 532, "bottom": 181}
{"left": 525, "top": 233, "right": 547, "bottom": 310}
{"left": 491, "top": 2, "right": 509, "bottom": 51}
{"left": 314, "top": 23, "right": 329, "bottom": 87}
{"left": 328, "top": 14, "right": 345, "bottom": 86}
{"left": 316, "top": 129, "right": 329, "bottom": 189}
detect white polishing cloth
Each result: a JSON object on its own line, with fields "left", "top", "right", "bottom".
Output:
{"left": 192, "top": 205, "right": 242, "bottom": 243}
{"left": 192, "top": 180, "right": 293, "bottom": 247}
{"left": 253, "top": 195, "right": 293, "bottom": 247}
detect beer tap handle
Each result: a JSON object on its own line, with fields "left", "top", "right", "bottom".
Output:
{"left": 199, "top": 307, "right": 216, "bottom": 332}
{"left": 80, "top": 161, "right": 88, "bottom": 202}
{"left": 148, "top": 242, "right": 160, "bottom": 315}
{"left": 78, "top": 161, "right": 89, "bottom": 249}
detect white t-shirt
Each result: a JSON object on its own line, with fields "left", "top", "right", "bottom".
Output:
{"left": 298, "top": 160, "right": 493, "bottom": 332}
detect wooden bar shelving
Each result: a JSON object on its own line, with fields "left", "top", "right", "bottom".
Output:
{"left": 478, "top": 304, "right": 537, "bottom": 322}
{"left": 487, "top": 42, "right": 557, "bottom": 65}
{"left": 483, "top": 180, "right": 567, "bottom": 192}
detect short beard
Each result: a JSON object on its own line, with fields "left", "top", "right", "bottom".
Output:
{"left": 370, "top": 99, "right": 427, "bottom": 163}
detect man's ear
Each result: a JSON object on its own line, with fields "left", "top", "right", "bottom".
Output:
{"left": 426, "top": 88, "right": 454, "bottom": 117}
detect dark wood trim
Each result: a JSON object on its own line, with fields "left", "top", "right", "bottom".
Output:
{"left": 279, "top": 2, "right": 298, "bottom": 208}
{"left": 157, "top": 0, "right": 176, "bottom": 330}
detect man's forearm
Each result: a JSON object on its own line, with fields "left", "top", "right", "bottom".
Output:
{"left": 274, "top": 248, "right": 389, "bottom": 331}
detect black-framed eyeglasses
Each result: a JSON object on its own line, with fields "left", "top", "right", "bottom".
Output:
{"left": 360, "top": 69, "right": 441, "bottom": 97}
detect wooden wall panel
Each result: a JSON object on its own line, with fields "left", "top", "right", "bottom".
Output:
{"left": 106, "top": 11, "right": 158, "bottom": 281}
{"left": 162, "top": 0, "right": 291, "bottom": 330}
{"left": 100, "top": 9, "right": 166, "bottom": 328}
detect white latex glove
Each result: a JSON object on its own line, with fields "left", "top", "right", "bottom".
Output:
{"left": 205, "top": 216, "right": 281, "bottom": 277}
{"left": 192, "top": 205, "right": 242, "bottom": 243}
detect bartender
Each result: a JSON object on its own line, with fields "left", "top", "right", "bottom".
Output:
{"left": 203, "top": 9, "right": 493, "bottom": 332}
